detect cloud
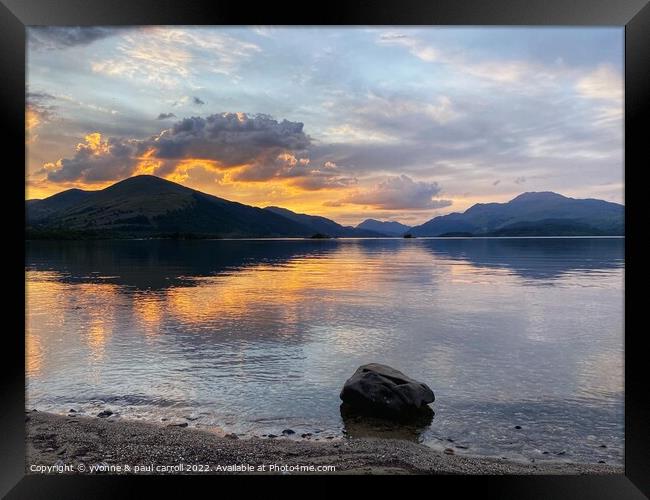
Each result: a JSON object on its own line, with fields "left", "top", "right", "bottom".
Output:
{"left": 379, "top": 33, "right": 407, "bottom": 41}
{"left": 151, "top": 113, "right": 311, "bottom": 165}
{"left": 231, "top": 155, "right": 357, "bottom": 190}
{"left": 27, "top": 91, "right": 56, "bottom": 103}
{"left": 377, "top": 32, "right": 564, "bottom": 88}
{"left": 40, "top": 112, "right": 356, "bottom": 190}
{"left": 322, "top": 200, "right": 343, "bottom": 207}
{"left": 334, "top": 175, "right": 452, "bottom": 210}
{"left": 26, "top": 106, "right": 49, "bottom": 134}
{"left": 378, "top": 32, "right": 442, "bottom": 62}
{"left": 575, "top": 64, "right": 623, "bottom": 127}
{"left": 252, "top": 27, "right": 275, "bottom": 37}
{"left": 362, "top": 93, "right": 459, "bottom": 125}
{"left": 156, "top": 113, "right": 176, "bottom": 120}
{"left": 575, "top": 64, "right": 623, "bottom": 101}
{"left": 333, "top": 91, "right": 459, "bottom": 126}
{"left": 307, "top": 56, "right": 623, "bottom": 193}
{"left": 26, "top": 90, "right": 57, "bottom": 137}
{"left": 193, "top": 97, "right": 205, "bottom": 106}
{"left": 28, "top": 27, "right": 117, "bottom": 50}
{"left": 42, "top": 133, "right": 140, "bottom": 183}
{"left": 91, "top": 27, "right": 260, "bottom": 88}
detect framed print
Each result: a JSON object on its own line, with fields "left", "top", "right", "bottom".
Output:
{"left": 1, "top": 0, "right": 648, "bottom": 497}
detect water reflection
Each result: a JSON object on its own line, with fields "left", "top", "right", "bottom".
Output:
{"left": 418, "top": 237, "right": 624, "bottom": 280}
{"left": 26, "top": 240, "right": 341, "bottom": 289}
{"left": 27, "top": 238, "right": 624, "bottom": 289}
{"left": 26, "top": 331, "right": 42, "bottom": 376}
{"left": 340, "top": 403, "right": 434, "bottom": 442}
{"left": 25, "top": 238, "right": 624, "bottom": 464}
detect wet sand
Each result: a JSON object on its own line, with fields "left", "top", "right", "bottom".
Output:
{"left": 25, "top": 411, "right": 622, "bottom": 475}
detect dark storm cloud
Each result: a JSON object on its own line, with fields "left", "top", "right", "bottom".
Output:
{"left": 28, "top": 27, "right": 118, "bottom": 50}
{"left": 157, "top": 113, "right": 177, "bottom": 120}
{"left": 42, "top": 112, "right": 336, "bottom": 186}
{"left": 151, "top": 113, "right": 311, "bottom": 166}
{"left": 41, "top": 112, "right": 368, "bottom": 190}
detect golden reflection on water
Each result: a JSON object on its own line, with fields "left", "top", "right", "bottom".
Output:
{"left": 86, "top": 316, "right": 109, "bottom": 362}
{"left": 27, "top": 279, "right": 120, "bottom": 368}
{"left": 26, "top": 277, "right": 66, "bottom": 377}
{"left": 132, "top": 293, "right": 165, "bottom": 338}
{"left": 164, "top": 245, "right": 436, "bottom": 334}
{"left": 76, "top": 283, "right": 119, "bottom": 362}
{"left": 26, "top": 243, "right": 444, "bottom": 375}
{"left": 26, "top": 240, "right": 624, "bottom": 401}
{"left": 26, "top": 330, "right": 42, "bottom": 376}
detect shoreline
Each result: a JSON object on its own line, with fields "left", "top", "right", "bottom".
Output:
{"left": 26, "top": 411, "right": 622, "bottom": 475}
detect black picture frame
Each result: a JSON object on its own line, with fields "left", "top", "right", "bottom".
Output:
{"left": 2, "top": 0, "right": 647, "bottom": 497}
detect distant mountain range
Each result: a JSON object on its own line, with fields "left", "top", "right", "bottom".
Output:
{"left": 265, "top": 206, "right": 383, "bottom": 238}
{"left": 356, "top": 219, "right": 412, "bottom": 236}
{"left": 25, "top": 176, "right": 624, "bottom": 239}
{"left": 408, "top": 192, "right": 624, "bottom": 237}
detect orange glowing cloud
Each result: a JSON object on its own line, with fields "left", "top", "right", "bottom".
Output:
{"left": 134, "top": 148, "right": 163, "bottom": 176}
{"left": 79, "top": 132, "right": 110, "bottom": 154}
{"left": 36, "top": 113, "right": 359, "bottom": 203}
{"left": 26, "top": 108, "right": 42, "bottom": 131}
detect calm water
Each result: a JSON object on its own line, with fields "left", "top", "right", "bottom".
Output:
{"left": 26, "top": 238, "right": 624, "bottom": 464}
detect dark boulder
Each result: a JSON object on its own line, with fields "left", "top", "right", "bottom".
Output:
{"left": 340, "top": 363, "right": 434, "bottom": 419}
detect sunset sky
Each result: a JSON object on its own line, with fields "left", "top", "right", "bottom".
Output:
{"left": 26, "top": 27, "right": 624, "bottom": 225}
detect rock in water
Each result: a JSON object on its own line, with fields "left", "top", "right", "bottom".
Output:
{"left": 340, "top": 363, "right": 434, "bottom": 419}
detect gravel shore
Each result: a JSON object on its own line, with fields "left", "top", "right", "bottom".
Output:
{"left": 26, "top": 411, "right": 622, "bottom": 475}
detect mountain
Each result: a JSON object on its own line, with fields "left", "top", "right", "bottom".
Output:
{"left": 26, "top": 180, "right": 624, "bottom": 239}
{"left": 27, "top": 175, "right": 318, "bottom": 239}
{"left": 482, "top": 219, "right": 616, "bottom": 237}
{"left": 264, "top": 206, "right": 383, "bottom": 237}
{"left": 26, "top": 188, "right": 93, "bottom": 221}
{"left": 356, "top": 219, "right": 411, "bottom": 237}
{"left": 409, "top": 192, "right": 624, "bottom": 237}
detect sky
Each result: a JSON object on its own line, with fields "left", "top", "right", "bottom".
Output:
{"left": 26, "top": 26, "right": 624, "bottom": 226}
